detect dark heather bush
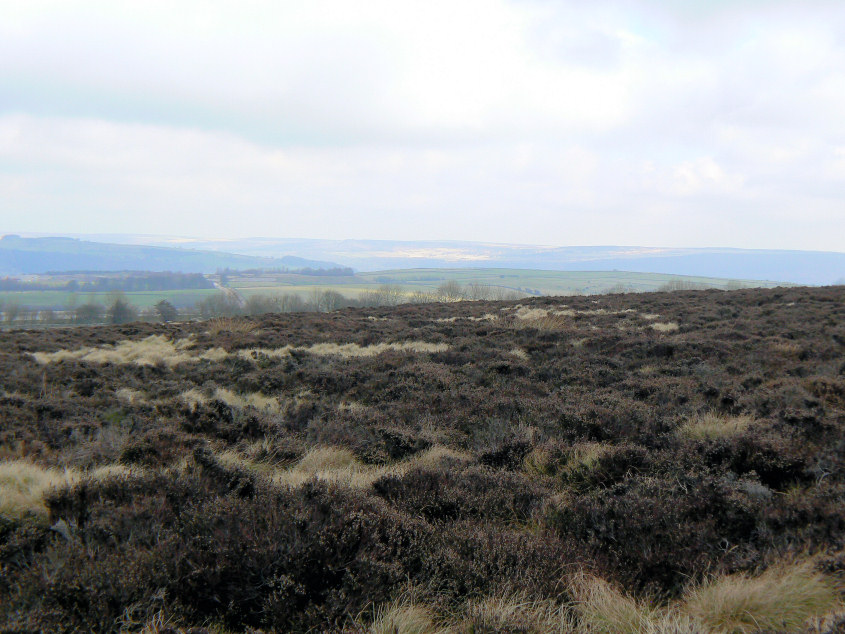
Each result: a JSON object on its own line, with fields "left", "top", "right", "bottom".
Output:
{"left": 1, "top": 286, "right": 845, "bottom": 629}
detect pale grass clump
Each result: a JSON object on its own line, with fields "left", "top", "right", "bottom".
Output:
{"left": 0, "top": 460, "right": 78, "bottom": 519}
{"left": 222, "top": 445, "right": 472, "bottom": 490}
{"left": 523, "top": 445, "right": 556, "bottom": 478}
{"left": 271, "top": 446, "right": 388, "bottom": 489}
{"left": 466, "top": 313, "right": 499, "bottom": 322}
{"left": 31, "top": 335, "right": 227, "bottom": 367}
{"left": 237, "top": 345, "right": 294, "bottom": 361}
{"left": 510, "top": 347, "right": 530, "bottom": 361}
{"left": 216, "top": 450, "right": 279, "bottom": 476}
{"left": 569, "top": 574, "right": 662, "bottom": 634}
{"left": 641, "top": 313, "right": 661, "bottom": 320}
{"left": 206, "top": 317, "right": 259, "bottom": 335}
{"left": 650, "top": 322, "right": 680, "bottom": 332}
{"left": 180, "top": 387, "right": 281, "bottom": 413}
{"left": 306, "top": 341, "right": 449, "bottom": 357}
{"left": 565, "top": 442, "right": 613, "bottom": 475}
{"left": 678, "top": 412, "right": 755, "bottom": 441}
{"left": 770, "top": 339, "right": 802, "bottom": 356}
{"left": 682, "top": 561, "right": 840, "bottom": 634}
{"left": 514, "top": 314, "right": 571, "bottom": 332}
{"left": 239, "top": 341, "right": 449, "bottom": 361}
{"left": 337, "top": 400, "right": 369, "bottom": 414}
{"left": 180, "top": 388, "right": 209, "bottom": 409}
{"left": 462, "top": 591, "right": 575, "bottom": 633}
{"left": 0, "top": 461, "right": 134, "bottom": 520}
{"left": 198, "top": 347, "right": 229, "bottom": 362}
{"left": 212, "top": 387, "right": 280, "bottom": 413}
{"left": 366, "top": 600, "right": 447, "bottom": 634}
{"left": 116, "top": 387, "right": 147, "bottom": 405}
{"left": 523, "top": 442, "right": 614, "bottom": 480}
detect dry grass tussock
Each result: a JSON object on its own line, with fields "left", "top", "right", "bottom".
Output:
{"left": 462, "top": 591, "right": 575, "bottom": 633}
{"left": 682, "top": 560, "right": 840, "bottom": 634}
{"left": 31, "top": 335, "right": 227, "bottom": 367}
{"left": 219, "top": 445, "right": 471, "bottom": 490}
{"left": 525, "top": 442, "right": 613, "bottom": 479}
{"left": 364, "top": 599, "right": 449, "bottom": 634}
{"left": 0, "top": 460, "right": 133, "bottom": 520}
{"left": 180, "top": 388, "right": 281, "bottom": 413}
{"left": 510, "top": 347, "right": 530, "bottom": 361}
{"left": 678, "top": 412, "right": 755, "bottom": 440}
{"left": 650, "top": 322, "right": 680, "bottom": 332}
{"left": 566, "top": 574, "right": 706, "bottom": 634}
{"left": 770, "top": 339, "right": 802, "bottom": 356}
{"left": 512, "top": 307, "right": 573, "bottom": 332}
{"left": 356, "top": 560, "right": 842, "bottom": 634}
{"left": 511, "top": 306, "right": 640, "bottom": 332}
{"left": 238, "top": 341, "right": 449, "bottom": 361}
{"left": 212, "top": 387, "right": 280, "bottom": 412}
{"left": 34, "top": 336, "right": 446, "bottom": 368}
{"left": 206, "top": 317, "right": 259, "bottom": 335}
{"left": 566, "top": 559, "right": 841, "bottom": 634}
{"left": 116, "top": 387, "right": 147, "bottom": 405}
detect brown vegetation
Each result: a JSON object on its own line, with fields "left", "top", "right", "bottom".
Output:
{"left": 1, "top": 285, "right": 844, "bottom": 632}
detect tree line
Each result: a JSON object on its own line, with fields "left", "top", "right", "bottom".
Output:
{"left": 0, "top": 272, "right": 213, "bottom": 292}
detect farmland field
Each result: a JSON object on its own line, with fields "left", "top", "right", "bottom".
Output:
{"left": 0, "top": 288, "right": 219, "bottom": 311}
{"left": 0, "top": 269, "right": 791, "bottom": 315}
{"left": 1, "top": 286, "right": 843, "bottom": 632}
{"left": 228, "top": 267, "right": 790, "bottom": 300}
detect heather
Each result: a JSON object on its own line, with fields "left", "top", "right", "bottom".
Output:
{"left": 1, "top": 286, "right": 843, "bottom": 632}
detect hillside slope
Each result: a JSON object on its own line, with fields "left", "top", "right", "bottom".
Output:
{"left": 1, "top": 286, "right": 844, "bottom": 631}
{"left": 0, "top": 234, "right": 341, "bottom": 274}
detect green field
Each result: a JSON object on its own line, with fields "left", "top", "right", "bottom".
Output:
{"left": 229, "top": 267, "right": 791, "bottom": 300}
{"left": 0, "top": 289, "right": 218, "bottom": 311}
{"left": 0, "top": 268, "right": 793, "bottom": 314}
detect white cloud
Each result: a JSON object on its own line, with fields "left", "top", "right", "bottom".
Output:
{"left": 0, "top": 1, "right": 844, "bottom": 250}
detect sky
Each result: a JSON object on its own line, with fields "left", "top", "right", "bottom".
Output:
{"left": 1, "top": 0, "right": 844, "bottom": 251}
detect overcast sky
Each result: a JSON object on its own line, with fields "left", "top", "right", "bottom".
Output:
{"left": 1, "top": 0, "right": 844, "bottom": 250}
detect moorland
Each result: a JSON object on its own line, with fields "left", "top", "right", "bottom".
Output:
{"left": 1, "top": 285, "right": 844, "bottom": 632}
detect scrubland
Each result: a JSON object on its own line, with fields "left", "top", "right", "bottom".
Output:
{"left": 0, "top": 286, "right": 844, "bottom": 632}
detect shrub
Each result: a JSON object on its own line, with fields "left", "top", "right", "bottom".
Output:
{"left": 154, "top": 299, "right": 178, "bottom": 322}
{"left": 107, "top": 295, "right": 138, "bottom": 325}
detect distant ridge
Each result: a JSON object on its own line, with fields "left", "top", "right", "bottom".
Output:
{"left": 121, "top": 237, "right": 845, "bottom": 286}
{"left": 0, "top": 235, "right": 341, "bottom": 275}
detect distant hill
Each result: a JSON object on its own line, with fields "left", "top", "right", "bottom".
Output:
{"left": 0, "top": 235, "right": 341, "bottom": 275}
{"left": 123, "top": 238, "right": 845, "bottom": 286}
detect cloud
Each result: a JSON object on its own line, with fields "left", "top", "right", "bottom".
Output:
{"left": 0, "top": 1, "right": 844, "bottom": 250}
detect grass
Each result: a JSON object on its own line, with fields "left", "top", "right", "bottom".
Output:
{"left": 462, "top": 591, "right": 574, "bottom": 633}
{"left": 238, "top": 341, "right": 449, "bottom": 361}
{"left": 31, "top": 335, "right": 227, "bottom": 367}
{"left": 116, "top": 387, "right": 147, "bottom": 405}
{"left": 212, "top": 388, "right": 281, "bottom": 413}
{"left": 650, "top": 322, "right": 680, "bottom": 332}
{"left": 365, "top": 600, "right": 446, "bottom": 634}
{"left": 569, "top": 574, "right": 660, "bottom": 634}
{"left": 356, "top": 561, "right": 841, "bottom": 634}
{"left": 681, "top": 560, "right": 840, "bottom": 633}
{"left": 677, "top": 412, "right": 755, "bottom": 440}
{"left": 206, "top": 317, "right": 259, "bottom": 335}
{"left": 523, "top": 442, "right": 614, "bottom": 479}
{"left": 219, "top": 445, "right": 471, "bottom": 490}
{"left": 0, "top": 460, "right": 132, "bottom": 520}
